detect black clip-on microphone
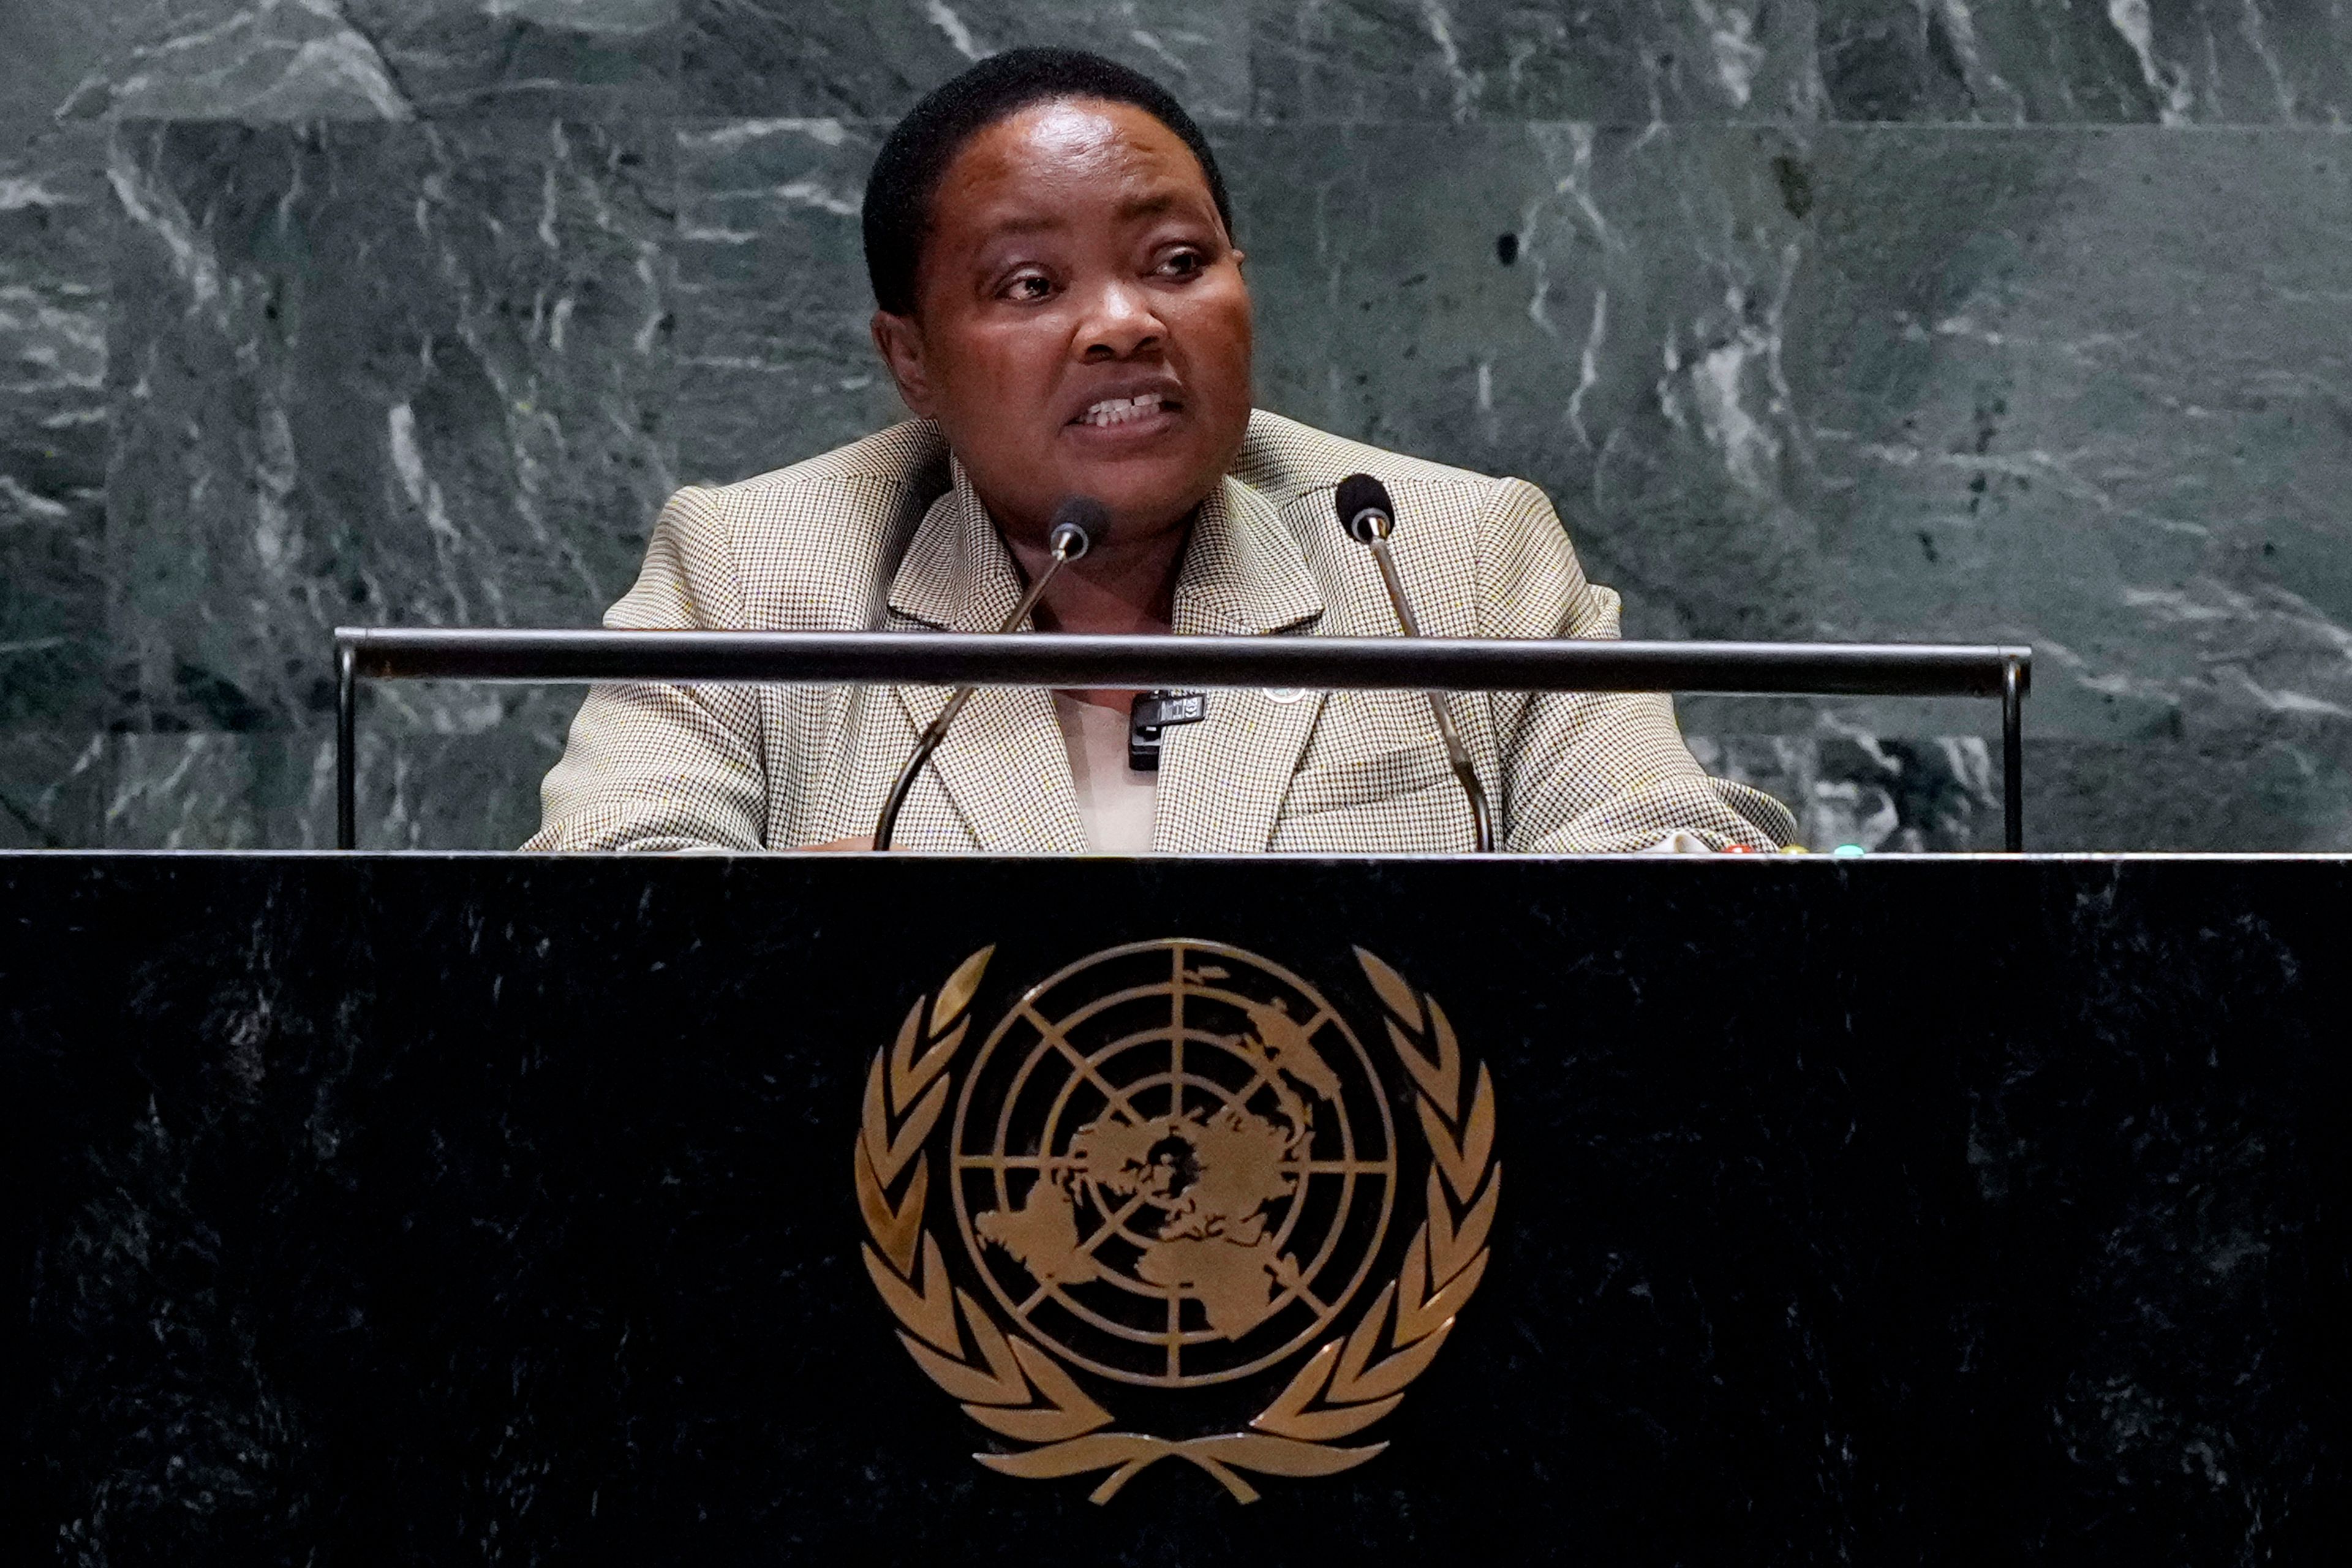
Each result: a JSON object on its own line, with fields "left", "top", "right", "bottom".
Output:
{"left": 1334, "top": 473, "right": 1496, "bottom": 853}
{"left": 872, "top": 495, "right": 1109, "bottom": 850}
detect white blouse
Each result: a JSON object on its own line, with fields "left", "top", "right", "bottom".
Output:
{"left": 1051, "top": 693, "right": 1158, "bottom": 854}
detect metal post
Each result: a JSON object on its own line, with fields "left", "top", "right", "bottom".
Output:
{"left": 336, "top": 642, "right": 357, "bottom": 851}
{"left": 2002, "top": 657, "right": 2024, "bottom": 854}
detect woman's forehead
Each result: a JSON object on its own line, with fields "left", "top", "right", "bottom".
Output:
{"left": 933, "top": 98, "right": 1212, "bottom": 228}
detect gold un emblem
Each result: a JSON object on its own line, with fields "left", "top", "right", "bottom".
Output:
{"left": 853, "top": 939, "right": 1499, "bottom": 1502}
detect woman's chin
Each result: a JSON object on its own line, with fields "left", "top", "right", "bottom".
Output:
{"left": 1059, "top": 450, "right": 1223, "bottom": 526}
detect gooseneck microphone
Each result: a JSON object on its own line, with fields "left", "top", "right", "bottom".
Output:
{"left": 1333, "top": 473, "right": 1496, "bottom": 853}
{"left": 872, "top": 496, "right": 1109, "bottom": 850}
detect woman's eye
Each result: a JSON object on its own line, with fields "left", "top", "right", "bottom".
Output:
{"left": 1001, "top": 273, "right": 1053, "bottom": 302}
{"left": 1158, "top": 249, "right": 1205, "bottom": 279}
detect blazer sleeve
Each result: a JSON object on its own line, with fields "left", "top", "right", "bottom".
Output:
{"left": 522, "top": 486, "right": 768, "bottom": 851}
{"left": 1477, "top": 480, "right": 1798, "bottom": 853}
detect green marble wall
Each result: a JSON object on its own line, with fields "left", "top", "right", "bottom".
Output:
{"left": 4, "top": 1, "right": 2350, "bottom": 850}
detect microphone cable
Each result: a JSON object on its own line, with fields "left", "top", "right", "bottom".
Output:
{"left": 872, "top": 496, "right": 1108, "bottom": 850}
{"left": 1334, "top": 473, "right": 1496, "bottom": 853}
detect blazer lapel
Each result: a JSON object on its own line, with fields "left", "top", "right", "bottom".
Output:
{"left": 1153, "top": 477, "right": 1328, "bottom": 854}
{"left": 886, "top": 469, "right": 1088, "bottom": 853}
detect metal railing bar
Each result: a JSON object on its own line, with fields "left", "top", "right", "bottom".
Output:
{"left": 337, "top": 628, "right": 2030, "bottom": 698}
{"left": 330, "top": 628, "right": 2031, "bottom": 853}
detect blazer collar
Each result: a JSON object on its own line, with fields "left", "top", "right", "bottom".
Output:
{"left": 1170, "top": 473, "right": 1326, "bottom": 636}
{"left": 886, "top": 458, "right": 1030, "bottom": 634}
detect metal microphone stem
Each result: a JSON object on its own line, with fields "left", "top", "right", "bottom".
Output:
{"left": 1360, "top": 527, "right": 1497, "bottom": 854}
{"left": 871, "top": 541, "right": 1075, "bottom": 851}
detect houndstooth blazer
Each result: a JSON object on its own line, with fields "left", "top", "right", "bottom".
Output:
{"left": 525, "top": 410, "right": 1795, "bottom": 854}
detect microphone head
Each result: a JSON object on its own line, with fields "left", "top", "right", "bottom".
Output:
{"left": 1047, "top": 495, "right": 1110, "bottom": 560}
{"left": 1335, "top": 473, "right": 1396, "bottom": 545}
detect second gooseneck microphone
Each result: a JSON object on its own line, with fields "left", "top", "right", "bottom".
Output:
{"left": 872, "top": 495, "right": 1109, "bottom": 850}
{"left": 1334, "top": 473, "right": 1497, "bottom": 853}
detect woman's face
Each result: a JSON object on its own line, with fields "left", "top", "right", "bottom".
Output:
{"left": 871, "top": 97, "right": 1254, "bottom": 543}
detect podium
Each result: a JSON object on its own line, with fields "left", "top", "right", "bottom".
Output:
{"left": 3, "top": 851, "right": 2339, "bottom": 1562}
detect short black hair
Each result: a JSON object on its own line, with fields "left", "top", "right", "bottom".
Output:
{"left": 862, "top": 48, "right": 1234, "bottom": 317}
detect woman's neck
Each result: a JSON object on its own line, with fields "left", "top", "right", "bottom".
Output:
{"left": 1000, "top": 503, "right": 1193, "bottom": 713}
{"left": 1001, "top": 515, "right": 1188, "bottom": 638}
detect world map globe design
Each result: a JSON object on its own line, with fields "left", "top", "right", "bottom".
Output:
{"left": 951, "top": 940, "right": 1399, "bottom": 1388}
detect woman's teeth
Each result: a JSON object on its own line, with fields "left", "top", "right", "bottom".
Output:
{"left": 1079, "top": 393, "right": 1166, "bottom": 428}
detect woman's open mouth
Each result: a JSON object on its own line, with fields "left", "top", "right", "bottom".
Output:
{"left": 1072, "top": 391, "right": 1178, "bottom": 429}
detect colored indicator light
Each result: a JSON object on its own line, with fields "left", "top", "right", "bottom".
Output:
{"left": 1832, "top": 843, "right": 1868, "bottom": 857}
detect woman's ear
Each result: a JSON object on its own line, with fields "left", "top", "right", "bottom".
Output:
{"left": 871, "top": 310, "right": 935, "bottom": 418}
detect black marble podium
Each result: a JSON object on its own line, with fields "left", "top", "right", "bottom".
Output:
{"left": 3, "top": 853, "right": 2342, "bottom": 1564}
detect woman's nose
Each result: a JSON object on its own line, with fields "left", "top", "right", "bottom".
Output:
{"left": 1078, "top": 280, "right": 1164, "bottom": 360}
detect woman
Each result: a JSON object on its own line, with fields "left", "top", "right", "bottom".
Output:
{"left": 527, "top": 49, "right": 1793, "bottom": 856}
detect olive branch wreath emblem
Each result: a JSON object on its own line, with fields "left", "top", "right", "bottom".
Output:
{"left": 853, "top": 943, "right": 1500, "bottom": 1504}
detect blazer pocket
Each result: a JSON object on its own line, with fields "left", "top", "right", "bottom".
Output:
{"left": 1282, "top": 744, "right": 1456, "bottom": 817}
